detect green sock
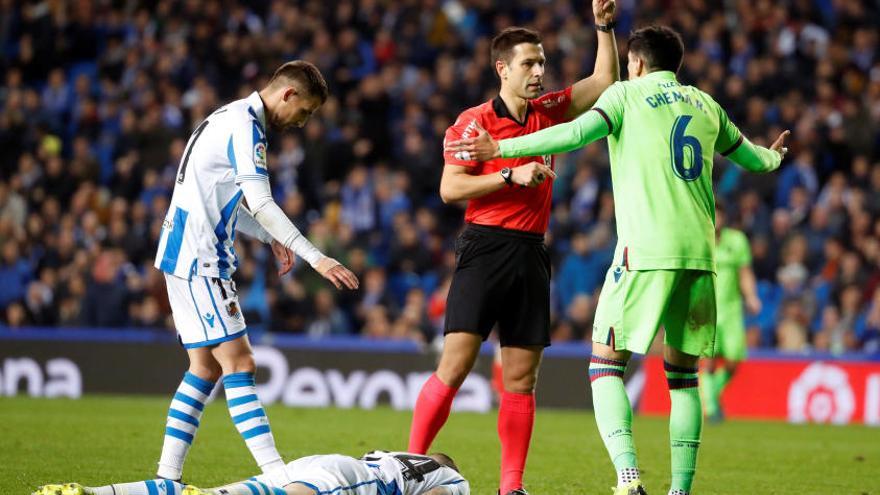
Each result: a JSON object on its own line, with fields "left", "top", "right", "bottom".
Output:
{"left": 665, "top": 361, "right": 702, "bottom": 493}
{"left": 713, "top": 368, "right": 732, "bottom": 399}
{"left": 699, "top": 370, "right": 717, "bottom": 417}
{"left": 589, "top": 356, "right": 638, "bottom": 473}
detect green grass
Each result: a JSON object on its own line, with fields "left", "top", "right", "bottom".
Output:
{"left": 1, "top": 396, "right": 878, "bottom": 494}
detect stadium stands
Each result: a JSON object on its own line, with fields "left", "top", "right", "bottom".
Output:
{"left": 0, "top": 0, "right": 878, "bottom": 355}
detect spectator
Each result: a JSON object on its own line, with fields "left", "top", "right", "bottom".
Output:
{"left": 306, "top": 288, "right": 352, "bottom": 337}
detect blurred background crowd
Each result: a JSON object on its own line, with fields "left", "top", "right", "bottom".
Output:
{"left": 1, "top": 0, "right": 879, "bottom": 355}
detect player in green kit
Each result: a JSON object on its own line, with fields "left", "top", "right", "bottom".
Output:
{"left": 445, "top": 25, "right": 789, "bottom": 495}
{"left": 701, "top": 202, "right": 761, "bottom": 422}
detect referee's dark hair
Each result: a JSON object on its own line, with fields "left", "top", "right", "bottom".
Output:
{"left": 627, "top": 25, "right": 685, "bottom": 74}
{"left": 268, "top": 60, "right": 330, "bottom": 103}
{"left": 491, "top": 27, "right": 542, "bottom": 67}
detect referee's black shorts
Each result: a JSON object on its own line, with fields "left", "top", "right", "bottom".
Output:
{"left": 444, "top": 223, "right": 551, "bottom": 347}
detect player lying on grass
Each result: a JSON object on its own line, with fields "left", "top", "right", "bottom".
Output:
{"left": 33, "top": 451, "right": 468, "bottom": 495}
{"left": 446, "top": 24, "right": 788, "bottom": 495}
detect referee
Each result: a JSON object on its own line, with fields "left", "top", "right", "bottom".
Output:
{"left": 406, "top": 2, "right": 619, "bottom": 494}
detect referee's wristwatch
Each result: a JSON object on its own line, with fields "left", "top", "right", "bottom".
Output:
{"left": 596, "top": 21, "right": 616, "bottom": 32}
{"left": 500, "top": 167, "right": 514, "bottom": 187}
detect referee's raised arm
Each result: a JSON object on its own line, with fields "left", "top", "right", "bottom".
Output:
{"left": 564, "top": 0, "right": 620, "bottom": 119}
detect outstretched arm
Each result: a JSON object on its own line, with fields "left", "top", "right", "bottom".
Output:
{"left": 565, "top": 0, "right": 620, "bottom": 119}
{"left": 714, "top": 104, "right": 789, "bottom": 173}
{"left": 239, "top": 179, "right": 359, "bottom": 290}
{"left": 445, "top": 109, "right": 611, "bottom": 161}
{"left": 723, "top": 130, "right": 789, "bottom": 173}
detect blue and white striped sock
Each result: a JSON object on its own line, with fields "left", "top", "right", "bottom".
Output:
{"left": 90, "top": 478, "right": 185, "bottom": 495}
{"left": 157, "top": 372, "right": 215, "bottom": 480}
{"left": 211, "top": 478, "right": 287, "bottom": 495}
{"left": 224, "top": 372, "right": 285, "bottom": 473}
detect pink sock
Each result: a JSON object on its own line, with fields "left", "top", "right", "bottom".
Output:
{"left": 498, "top": 391, "right": 535, "bottom": 493}
{"left": 407, "top": 374, "right": 458, "bottom": 454}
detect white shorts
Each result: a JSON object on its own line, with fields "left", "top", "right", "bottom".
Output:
{"left": 165, "top": 273, "right": 247, "bottom": 348}
{"left": 258, "top": 455, "right": 385, "bottom": 494}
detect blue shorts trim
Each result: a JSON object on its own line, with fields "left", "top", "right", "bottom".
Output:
{"left": 183, "top": 328, "right": 247, "bottom": 349}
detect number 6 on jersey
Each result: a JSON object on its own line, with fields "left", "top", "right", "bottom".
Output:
{"left": 670, "top": 115, "right": 703, "bottom": 181}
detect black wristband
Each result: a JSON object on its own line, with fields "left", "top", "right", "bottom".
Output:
{"left": 596, "top": 21, "right": 616, "bottom": 32}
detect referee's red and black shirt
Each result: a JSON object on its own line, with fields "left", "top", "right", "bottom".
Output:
{"left": 443, "top": 87, "right": 573, "bottom": 234}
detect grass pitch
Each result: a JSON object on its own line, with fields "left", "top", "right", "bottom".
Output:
{"left": 1, "top": 396, "right": 877, "bottom": 494}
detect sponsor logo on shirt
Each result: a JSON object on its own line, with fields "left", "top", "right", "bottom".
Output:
{"left": 453, "top": 119, "right": 479, "bottom": 161}
{"left": 541, "top": 95, "right": 566, "bottom": 108}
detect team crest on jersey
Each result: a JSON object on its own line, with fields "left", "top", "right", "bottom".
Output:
{"left": 227, "top": 301, "right": 242, "bottom": 320}
{"left": 254, "top": 142, "right": 267, "bottom": 169}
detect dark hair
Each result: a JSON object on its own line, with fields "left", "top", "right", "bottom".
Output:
{"left": 429, "top": 452, "right": 459, "bottom": 473}
{"left": 268, "top": 60, "right": 329, "bottom": 103}
{"left": 627, "top": 25, "right": 684, "bottom": 73}
{"left": 491, "top": 27, "right": 542, "bottom": 67}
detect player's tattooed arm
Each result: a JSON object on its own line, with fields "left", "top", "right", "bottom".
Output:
{"left": 565, "top": 0, "right": 620, "bottom": 119}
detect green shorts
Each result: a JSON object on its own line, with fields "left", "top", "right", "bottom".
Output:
{"left": 713, "top": 305, "right": 747, "bottom": 361}
{"left": 593, "top": 265, "right": 717, "bottom": 357}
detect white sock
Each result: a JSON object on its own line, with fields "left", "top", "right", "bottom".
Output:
{"left": 157, "top": 372, "right": 215, "bottom": 480}
{"left": 223, "top": 372, "right": 285, "bottom": 472}
{"left": 618, "top": 466, "right": 641, "bottom": 486}
{"left": 89, "top": 479, "right": 184, "bottom": 495}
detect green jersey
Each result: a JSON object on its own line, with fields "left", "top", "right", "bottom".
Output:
{"left": 499, "top": 71, "right": 781, "bottom": 272}
{"left": 715, "top": 227, "right": 751, "bottom": 312}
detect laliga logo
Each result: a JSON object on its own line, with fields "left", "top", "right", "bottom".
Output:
{"left": 788, "top": 362, "right": 855, "bottom": 424}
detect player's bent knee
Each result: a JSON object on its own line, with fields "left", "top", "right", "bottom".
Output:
{"left": 502, "top": 376, "right": 537, "bottom": 394}
{"left": 189, "top": 364, "right": 222, "bottom": 383}
{"left": 285, "top": 483, "right": 318, "bottom": 495}
{"left": 664, "top": 344, "right": 699, "bottom": 368}
{"left": 435, "top": 363, "right": 472, "bottom": 389}
{"left": 218, "top": 354, "right": 256, "bottom": 375}
{"left": 500, "top": 365, "right": 539, "bottom": 393}
{"left": 591, "top": 342, "right": 631, "bottom": 362}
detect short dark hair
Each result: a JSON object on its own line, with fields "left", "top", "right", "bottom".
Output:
{"left": 491, "top": 27, "right": 542, "bottom": 66}
{"left": 627, "top": 25, "right": 684, "bottom": 73}
{"left": 429, "top": 452, "right": 459, "bottom": 473}
{"left": 268, "top": 60, "right": 329, "bottom": 103}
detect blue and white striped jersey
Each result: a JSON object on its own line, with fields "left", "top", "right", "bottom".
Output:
{"left": 154, "top": 92, "right": 270, "bottom": 280}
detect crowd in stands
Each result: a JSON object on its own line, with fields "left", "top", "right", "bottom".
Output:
{"left": 1, "top": 0, "right": 879, "bottom": 355}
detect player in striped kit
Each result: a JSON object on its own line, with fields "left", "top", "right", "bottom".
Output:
{"left": 33, "top": 451, "right": 468, "bottom": 495}
{"left": 151, "top": 61, "right": 359, "bottom": 483}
